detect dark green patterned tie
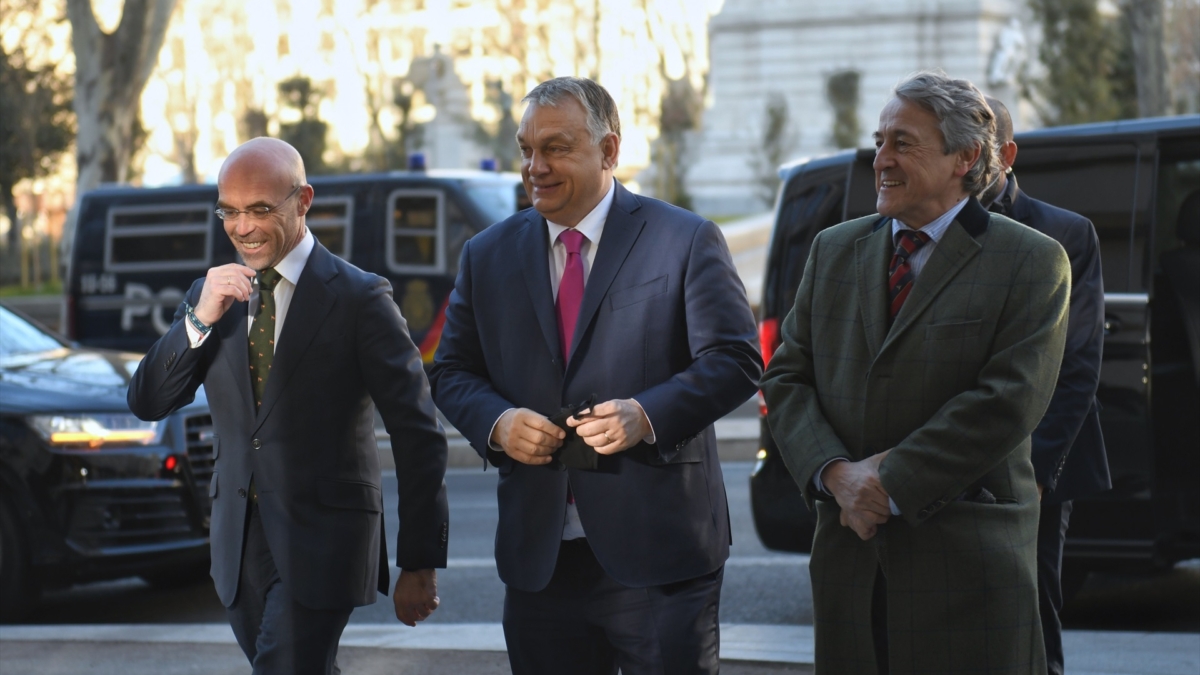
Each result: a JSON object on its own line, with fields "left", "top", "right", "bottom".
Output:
{"left": 249, "top": 268, "right": 282, "bottom": 409}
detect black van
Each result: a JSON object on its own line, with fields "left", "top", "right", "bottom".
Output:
{"left": 64, "top": 170, "right": 526, "bottom": 357}
{"left": 751, "top": 115, "right": 1200, "bottom": 591}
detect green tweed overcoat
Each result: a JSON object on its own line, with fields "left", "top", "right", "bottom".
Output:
{"left": 761, "top": 198, "right": 1070, "bottom": 675}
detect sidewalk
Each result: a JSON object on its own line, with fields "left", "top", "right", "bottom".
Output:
{"left": 2, "top": 622, "right": 1196, "bottom": 675}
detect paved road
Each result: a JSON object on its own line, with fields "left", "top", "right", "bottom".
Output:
{"left": 25, "top": 462, "right": 813, "bottom": 627}
{"left": 22, "top": 460, "right": 1200, "bottom": 633}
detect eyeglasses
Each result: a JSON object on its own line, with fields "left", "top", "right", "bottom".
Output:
{"left": 214, "top": 185, "right": 304, "bottom": 221}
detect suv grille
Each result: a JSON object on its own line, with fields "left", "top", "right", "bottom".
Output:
{"left": 66, "top": 487, "right": 198, "bottom": 551}
{"left": 185, "top": 414, "right": 215, "bottom": 519}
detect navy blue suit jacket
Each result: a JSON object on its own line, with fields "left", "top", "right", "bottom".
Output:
{"left": 429, "top": 182, "right": 762, "bottom": 592}
{"left": 994, "top": 175, "right": 1110, "bottom": 503}
{"left": 128, "top": 242, "right": 449, "bottom": 609}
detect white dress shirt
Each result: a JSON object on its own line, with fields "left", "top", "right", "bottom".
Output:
{"left": 186, "top": 229, "right": 316, "bottom": 348}
{"left": 814, "top": 197, "right": 969, "bottom": 515}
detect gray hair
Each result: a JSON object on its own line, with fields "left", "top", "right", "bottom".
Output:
{"left": 523, "top": 77, "right": 621, "bottom": 145}
{"left": 893, "top": 70, "right": 998, "bottom": 197}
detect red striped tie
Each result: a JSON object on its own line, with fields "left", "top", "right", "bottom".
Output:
{"left": 888, "top": 230, "right": 931, "bottom": 320}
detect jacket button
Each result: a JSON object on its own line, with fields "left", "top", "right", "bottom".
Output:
{"left": 164, "top": 352, "right": 176, "bottom": 370}
{"left": 237, "top": 488, "right": 247, "bottom": 498}
{"left": 252, "top": 439, "right": 261, "bottom": 449}
{"left": 918, "top": 509, "right": 930, "bottom": 519}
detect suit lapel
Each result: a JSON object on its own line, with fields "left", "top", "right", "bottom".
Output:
{"left": 217, "top": 300, "right": 255, "bottom": 417}
{"left": 883, "top": 220, "right": 982, "bottom": 349}
{"left": 855, "top": 221, "right": 893, "bottom": 359}
{"left": 254, "top": 243, "right": 338, "bottom": 430}
{"left": 516, "top": 211, "right": 562, "bottom": 366}
{"left": 567, "top": 184, "right": 644, "bottom": 370}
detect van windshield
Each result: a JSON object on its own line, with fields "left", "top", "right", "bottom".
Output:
{"left": 464, "top": 181, "right": 518, "bottom": 224}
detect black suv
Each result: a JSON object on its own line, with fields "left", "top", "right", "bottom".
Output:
{"left": 0, "top": 305, "right": 213, "bottom": 620}
{"left": 751, "top": 115, "right": 1200, "bottom": 592}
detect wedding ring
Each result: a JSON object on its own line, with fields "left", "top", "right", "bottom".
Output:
{"left": 604, "top": 431, "right": 613, "bottom": 442}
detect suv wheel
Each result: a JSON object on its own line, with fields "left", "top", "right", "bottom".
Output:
{"left": 0, "top": 499, "right": 39, "bottom": 622}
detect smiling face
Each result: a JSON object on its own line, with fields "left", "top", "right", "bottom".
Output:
{"left": 517, "top": 98, "right": 619, "bottom": 227}
{"left": 872, "top": 97, "right": 975, "bottom": 228}
{"left": 216, "top": 141, "right": 312, "bottom": 270}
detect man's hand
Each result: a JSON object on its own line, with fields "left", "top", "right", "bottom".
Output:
{"left": 823, "top": 450, "right": 893, "bottom": 541}
{"left": 491, "top": 408, "right": 564, "bottom": 465}
{"left": 193, "top": 263, "right": 258, "bottom": 326}
{"left": 392, "top": 569, "right": 439, "bottom": 627}
{"left": 567, "top": 399, "right": 650, "bottom": 455}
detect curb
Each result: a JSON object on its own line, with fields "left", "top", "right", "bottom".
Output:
{"left": 3, "top": 623, "right": 1198, "bottom": 673}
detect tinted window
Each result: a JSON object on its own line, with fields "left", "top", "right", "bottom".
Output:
{"left": 307, "top": 197, "right": 352, "bottom": 259}
{"left": 1014, "top": 143, "right": 1148, "bottom": 292}
{"left": 1153, "top": 140, "right": 1200, "bottom": 266}
{"left": 105, "top": 203, "right": 212, "bottom": 271}
{"left": 764, "top": 163, "right": 849, "bottom": 315}
{"left": 445, "top": 198, "right": 475, "bottom": 276}
{"left": 387, "top": 190, "right": 443, "bottom": 273}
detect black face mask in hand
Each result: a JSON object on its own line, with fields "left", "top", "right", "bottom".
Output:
{"left": 547, "top": 394, "right": 598, "bottom": 471}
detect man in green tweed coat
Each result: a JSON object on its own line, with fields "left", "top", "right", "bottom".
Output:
{"left": 761, "top": 71, "right": 1070, "bottom": 674}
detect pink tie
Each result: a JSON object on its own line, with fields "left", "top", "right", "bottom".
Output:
{"left": 556, "top": 229, "right": 586, "bottom": 362}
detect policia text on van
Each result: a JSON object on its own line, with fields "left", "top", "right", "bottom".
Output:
{"left": 751, "top": 115, "right": 1200, "bottom": 595}
{"left": 65, "top": 168, "right": 526, "bottom": 360}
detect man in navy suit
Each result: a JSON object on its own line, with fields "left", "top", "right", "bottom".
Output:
{"left": 982, "top": 97, "right": 1109, "bottom": 675}
{"left": 429, "top": 77, "right": 762, "bottom": 675}
{"left": 129, "top": 138, "right": 448, "bottom": 674}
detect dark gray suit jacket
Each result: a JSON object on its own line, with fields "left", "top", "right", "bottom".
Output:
{"left": 994, "top": 175, "right": 1110, "bottom": 503}
{"left": 429, "top": 182, "right": 761, "bottom": 592}
{"left": 128, "top": 242, "right": 449, "bottom": 610}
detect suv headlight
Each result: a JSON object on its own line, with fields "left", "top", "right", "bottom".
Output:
{"left": 28, "top": 414, "right": 163, "bottom": 448}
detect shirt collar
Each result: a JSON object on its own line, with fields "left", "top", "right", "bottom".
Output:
{"left": 546, "top": 178, "right": 616, "bottom": 246}
{"left": 273, "top": 228, "right": 315, "bottom": 285}
{"left": 892, "top": 197, "right": 969, "bottom": 245}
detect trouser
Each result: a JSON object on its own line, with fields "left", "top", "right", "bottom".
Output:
{"left": 1036, "top": 500, "right": 1073, "bottom": 675}
{"left": 227, "top": 500, "right": 353, "bottom": 675}
{"left": 503, "top": 538, "right": 724, "bottom": 675}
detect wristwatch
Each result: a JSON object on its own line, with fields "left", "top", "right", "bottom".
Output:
{"left": 186, "top": 304, "right": 212, "bottom": 336}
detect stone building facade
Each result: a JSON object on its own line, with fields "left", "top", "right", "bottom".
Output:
{"left": 687, "top": 0, "right": 1035, "bottom": 216}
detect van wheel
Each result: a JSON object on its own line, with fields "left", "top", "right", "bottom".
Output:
{"left": 0, "top": 499, "right": 39, "bottom": 622}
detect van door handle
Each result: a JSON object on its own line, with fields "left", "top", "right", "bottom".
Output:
{"left": 1104, "top": 315, "right": 1122, "bottom": 336}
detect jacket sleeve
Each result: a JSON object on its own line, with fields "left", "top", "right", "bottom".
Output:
{"left": 1030, "top": 214, "right": 1104, "bottom": 491}
{"left": 127, "top": 278, "right": 211, "bottom": 421}
{"left": 631, "top": 220, "right": 764, "bottom": 460}
{"left": 760, "top": 232, "right": 853, "bottom": 508}
{"left": 355, "top": 276, "right": 449, "bottom": 571}
{"left": 881, "top": 236, "right": 1071, "bottom": 525}
{"left": 427, "top": 239, "right": 516, "bottom": 465}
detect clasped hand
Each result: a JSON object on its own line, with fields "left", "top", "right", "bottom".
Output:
{"left": 823, "top": 450, "right": 892, "bottom": 541}
{"left": 491, "top": 399, "right": 651, "bottom": 465}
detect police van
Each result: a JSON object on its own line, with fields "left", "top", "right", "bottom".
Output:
{"left": 65, "top": 168, "right": 526, "bottom": 360}
{"left": 751, "top": 115, "right": 1200, "bottom": 596}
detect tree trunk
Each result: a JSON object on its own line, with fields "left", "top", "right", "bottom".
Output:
{"left": 1126, "top": 0, "right": 1168, "bottom": 118}
{"left": 65, "top": 0, "right": 178, "bottom": 242}
{"left": 3, "top": 182, "right": 18, "bottom": 250}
